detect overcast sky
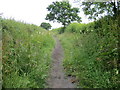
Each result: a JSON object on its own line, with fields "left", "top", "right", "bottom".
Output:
{"left": 0, "top": 0, "right": 92, "bottom": 29}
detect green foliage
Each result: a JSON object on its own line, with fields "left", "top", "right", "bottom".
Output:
{"left": 52, "top": 27, "right": 63, "bottom": 34}
{"left": 81, "top": 1, "right": 120, "bottom": 19}
{"left": 46, "top": 1, "right": 81, "bottom": 27}
{"left": 2, "top": 19, "right": 55, "bottom": 88}
{"left": 56, "top": 16, "right": 119, "bottom": 88}
{"left": 40, "top": 22, "right": 52, "bottom": 30}
{"left": 65, "top": 22, "right": 94, "bottom": 34}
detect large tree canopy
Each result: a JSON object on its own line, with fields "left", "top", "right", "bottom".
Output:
{"left": 81, "top": 0, "right": 120, "bottom": 20}
{"left": 46, "top": 1, "right": 81, "bottom": 27}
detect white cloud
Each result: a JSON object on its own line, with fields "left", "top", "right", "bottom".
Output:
{"left": 0, "top": 0, "right": 91, "bottom": 29}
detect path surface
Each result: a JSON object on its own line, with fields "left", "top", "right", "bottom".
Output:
{"left": 47, "top": 36, "right": 75, "bottom": 88}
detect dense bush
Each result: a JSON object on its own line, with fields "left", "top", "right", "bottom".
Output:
{"left": 2, "top": 19, "right": 55, "bottom": 88}
{"left": 65, "top": 22, "right": 94, "bottom": 34}
{"left": 57, "top": 16, "right": 120, "bottom": 88}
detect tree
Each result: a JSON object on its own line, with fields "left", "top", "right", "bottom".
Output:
{"left": 79, "top": 0, "right": 120, "bottom": 20}
{"left": 40, "top": 22, "right": 51, "bottom": 30}
{"left": 45, "top": 1, "right": 81, "bottom": 28}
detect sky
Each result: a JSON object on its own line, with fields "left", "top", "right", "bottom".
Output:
{"left": 0, "top": 0, "right": 92, "bottom": 29}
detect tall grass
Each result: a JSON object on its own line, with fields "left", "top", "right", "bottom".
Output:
{"left": 56, "top": 16, "right": 119, "bottom": 88}
{"left": 2, "top": 19, "right": 55, "bottom": 88}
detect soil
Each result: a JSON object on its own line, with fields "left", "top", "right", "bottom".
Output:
{"left": 47, "top": 36, "right": 75, "bottom": 88}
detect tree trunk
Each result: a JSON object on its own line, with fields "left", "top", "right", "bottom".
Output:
{"left": 113, "top": 1, "right": 117, "bottom": 16}
{"left": 117, "top": 1, "right": 120, "bottom": 15}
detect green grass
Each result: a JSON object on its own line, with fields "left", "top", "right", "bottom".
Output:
{"left": 2, "top": 18, "right": 55, "bottom": 88}
{"left": 55, "top": 16, "right": 120, "bottom": 88}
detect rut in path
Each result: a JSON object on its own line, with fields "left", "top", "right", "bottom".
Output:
{"left": 47, "top": 36, "right": 75, "bottom": 88}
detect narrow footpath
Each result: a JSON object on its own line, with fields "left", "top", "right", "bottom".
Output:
{"left": 47, "top": 36, "right": 75, "bottom": 88}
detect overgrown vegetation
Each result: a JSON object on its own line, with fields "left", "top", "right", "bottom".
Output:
{"left": 1, "top": 0, "right": 120, "bottom": 88}
{"left": 54, "top": 15, "right": 120, "bottom": 88}
{"left": 2, "top": 19, "right": 54, "bottom": 88}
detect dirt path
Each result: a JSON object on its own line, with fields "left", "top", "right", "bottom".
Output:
{"left": 47, "top": 36, "right": 75, "bottom": 88}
